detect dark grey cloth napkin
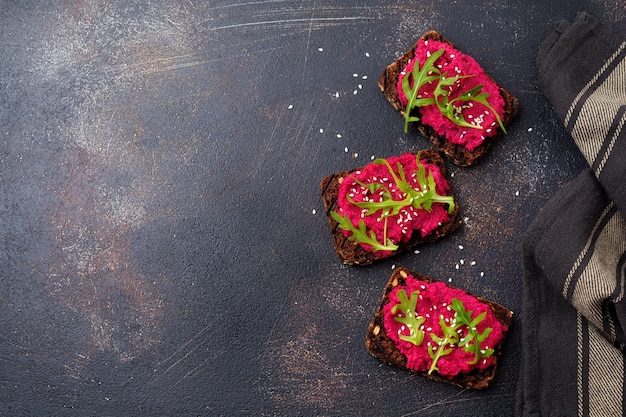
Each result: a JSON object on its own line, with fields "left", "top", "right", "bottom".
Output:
{"left": 517, "top": 12, "right": 626, "bottom": 417}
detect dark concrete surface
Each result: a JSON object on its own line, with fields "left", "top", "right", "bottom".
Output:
{"left": 1, "top": 1, "right": 624, "bottom": 416}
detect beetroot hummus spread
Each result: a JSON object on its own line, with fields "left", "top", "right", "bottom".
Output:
{"left": 397, "top": 39, "right": 505, "bottom": 151}
{"left": 335, "top": 153, "right": 452, "bottom": 258}
{"left": 383, "top": 274, "right": 506, "bottom": 377}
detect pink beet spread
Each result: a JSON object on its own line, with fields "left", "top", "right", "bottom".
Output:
{"left": 397, "top": 39, "right": 505, "bottom": 151}
{"left": 335, "top": 153, "right": 451, "bottom": 258}
{"left": 383, "top": 274, "right": 507, "bottom": 377}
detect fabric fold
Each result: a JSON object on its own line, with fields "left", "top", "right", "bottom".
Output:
{"left": 518, "top": 12, "right": 626, "bottom": 417}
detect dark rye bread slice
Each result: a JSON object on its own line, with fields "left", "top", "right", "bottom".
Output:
{"left": 365, "top": 266, "right": 513, "bottom": 389}
{"left": 378, "top": 31, "right": 520, "bottom": 167}
{"left": 320, "top": 149, "right": 461, "bottom": 265}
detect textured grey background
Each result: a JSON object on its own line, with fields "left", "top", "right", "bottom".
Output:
{"left": 1, "top": 1, "right": 623, "bottom": 416}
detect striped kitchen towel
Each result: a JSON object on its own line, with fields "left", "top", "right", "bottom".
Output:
{"left": 517, "top": 12, "right": 626, "bottom": 417}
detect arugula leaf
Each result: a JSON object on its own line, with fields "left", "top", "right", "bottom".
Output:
{"left": 391, "top": 290, "right": 426, "bottom": 345}
{"left": 427, "top": 298, "right": 494, "bottom": 375}
{"left": 452, "top": 298, "right": 495, "bottom": 365}
{"left": 428, "top": 315, "right": 460, "bottom": 375}
{"left": 401, "top": 47, "right": 506, "bottom": 135}
{"left": 402, "top": 49, "right": 443, "bottom": 133}
{"left": 349, "top": 154, "right": 455, "bottom": 217}
{"left": 330, "top": 211, "right": 399, "bottom": 252}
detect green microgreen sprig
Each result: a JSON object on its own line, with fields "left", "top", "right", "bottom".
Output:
{"left": 401, "top": 48, "right": 506, "bottom": 134}
{"left": 427, "top": 298, "right": 494, "bottom": 375}
{"left": 332, "top": 153, "right": 455, "bottom": 252}
{"left": 391, "top": 290, "right": 426, "bottom": 345}
{"left": 331, "top": 212, "right": 399, "bottom": 252}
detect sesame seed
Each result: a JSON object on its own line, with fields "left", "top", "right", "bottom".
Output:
{"left": 458, "top": 245, "right": 464, "bottom": 250}
{"left": 337, "top": 133, "right": 342, "bottom": 138}
{"left": 391, "top": 264, "right": 396, "bottom": 270}
{"left": 353, "top": 73, "right": 359, "bottom": 77}
{"left": 320, "top": 128, "right": 324, "bottom": 134}
{"left": 470, "top": 261, "right": 476, "bottom": 266}
{"left": 312, "top": 209, "right": 316, "bottom": 215}
{"left": 528, "top": 127, "right": 533, "bottom": 132}
{"left": 362, "top": 75, "right": 368, "bottom": 80}
{"left": 480, "top": 272, "right": 485, "bottom": 277}
{"left": 344, "top": 147, "right": 348, "bottom": 152}
{"left": 288, "top": 104, "right": 294, "bottom": 109}
{"left": 353, "top": 90, "right": 358, "bottom": 95}
{"left": 365, "top": 52, "right": 370, "bottom": 57}
{"left": 318, "top": 47, "right": 323, "bottom": 52}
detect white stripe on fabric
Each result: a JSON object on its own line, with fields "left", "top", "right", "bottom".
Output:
{"left": 571, "top": 55, "right": 626, "bottom": 166}
{"left": 588, "top": 319, "right": 624, "bottom": 416}
{"left": 577, "top": 313, "right": 584, "bottom": 417}
{"left": 595, "top": 109, "right": 626, "bottom": 178}
{"left": 565, "top": 42, "right": 626, "bottom": 126}
{"left": 572, "top": 209, "right": 626, "bottom": 339}
{"left": 563, "top": 203, "right": 616, "bottom": 297}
